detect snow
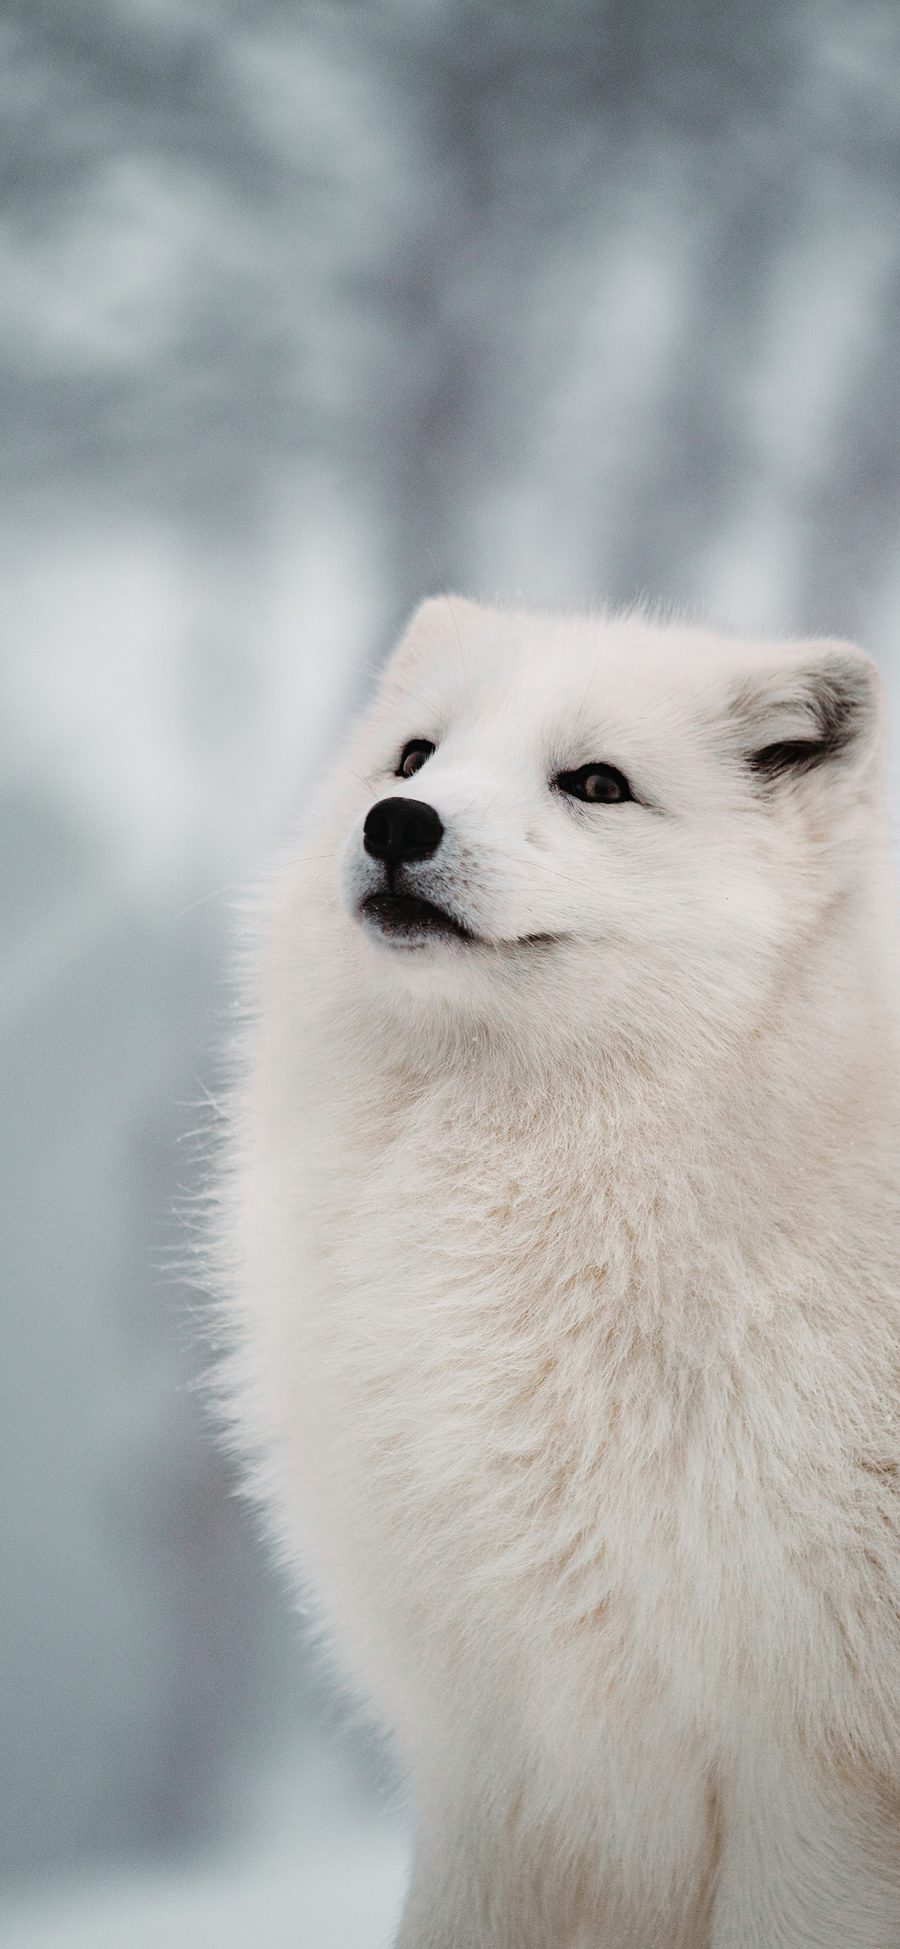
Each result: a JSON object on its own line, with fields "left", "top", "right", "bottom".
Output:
{"left": 1, "top": 1751, "right": 408, "bottom": 1949}
{"left": 1, "top": 1823, "right": 406, "bottom": 1949}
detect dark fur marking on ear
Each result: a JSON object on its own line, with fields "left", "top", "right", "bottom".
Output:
{"left": 750, "top": 736, "right": 840, "bottom": 779}
{"left": 746, "top": 661, "right": 875, "bottom": 783}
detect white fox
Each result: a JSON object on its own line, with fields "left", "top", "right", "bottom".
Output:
{"left": 217, "top": 599, "right": 900, "bottom": 1946}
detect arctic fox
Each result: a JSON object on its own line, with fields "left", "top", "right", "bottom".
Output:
{"left": 219, "top": 599, "right": 900, "bottom": 1947}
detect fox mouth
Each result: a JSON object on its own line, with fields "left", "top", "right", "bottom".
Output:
{"left": 360, "top": 890, "right": 475, "bottom": 946}
{"left": 358, "top": 891, "right": 565, "bottom": 954}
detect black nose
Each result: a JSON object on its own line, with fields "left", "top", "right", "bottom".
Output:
{"left": 363, "top": 796, "right": 444, "bottom": 866}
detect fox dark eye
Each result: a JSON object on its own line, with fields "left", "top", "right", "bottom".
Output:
{"left": 396, "top": 738, "right": 436, "bottom": 779}
{"left": 554, "top": 762, "right": 633, "bottom": 804}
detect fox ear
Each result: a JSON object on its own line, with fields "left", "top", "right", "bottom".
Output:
{"left": 730, "top": 642, "right": 883, "bottom": 785}
{"left": 381, "top": 594, "right": 480, "bottom": 688}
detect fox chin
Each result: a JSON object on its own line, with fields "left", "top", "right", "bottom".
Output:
{"left": 214, "top": 597, "right": 900, "bottom": 1948}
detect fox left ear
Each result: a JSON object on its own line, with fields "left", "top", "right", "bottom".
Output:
{"left": 730, "top": 642, "right": 884, "bottom": 785}
{"left": 377, "top": 594, "right": 482, "bottom": 701}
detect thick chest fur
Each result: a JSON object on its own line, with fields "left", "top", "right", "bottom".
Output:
{"left": 247, "top": 1076, "right": 900, "bottom": 1764}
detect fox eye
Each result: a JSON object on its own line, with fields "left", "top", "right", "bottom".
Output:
{"left": 554, "top": 762, "right": 633, "bottom": 804}
{"left": 396, "top": 738, "right": 436, "bottom": 779}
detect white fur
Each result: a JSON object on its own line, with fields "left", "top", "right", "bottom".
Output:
{"left": 216, "top": 600, "right": 900, "bottom": 1946}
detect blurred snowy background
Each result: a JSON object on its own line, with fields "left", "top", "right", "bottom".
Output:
{"left": 4, "top": 2, "right": 900, "bottom": 1943}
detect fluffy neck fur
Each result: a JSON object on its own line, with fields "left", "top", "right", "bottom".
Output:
{"left": 310, "top": 857, "right": 900, "bottom": 1285}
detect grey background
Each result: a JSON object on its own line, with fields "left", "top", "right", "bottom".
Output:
{"left": 3, "top": 3, "right": 900, "bottom": 1942}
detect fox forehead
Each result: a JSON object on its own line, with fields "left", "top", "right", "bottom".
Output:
{"left": 386, "top": 600, "right": 788, "bottom": 723}
{"left": 381, "top": 598, "right": 878, "bottom": 753}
